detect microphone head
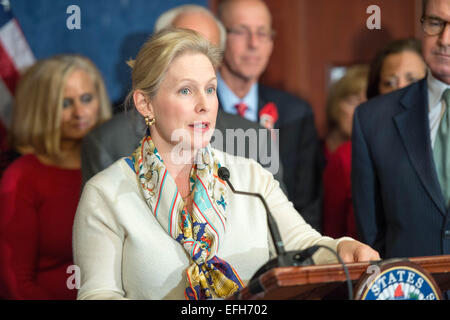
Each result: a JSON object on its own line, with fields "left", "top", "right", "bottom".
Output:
{"left": 218, "top": 166, "right": 230, "bottom": 181}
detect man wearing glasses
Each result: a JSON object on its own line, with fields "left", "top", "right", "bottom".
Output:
{"left": 217, "top": 0, "right": 324, "bottom": 232}
{"left": 352, "top": 0, "right": 450, "bottom": 265}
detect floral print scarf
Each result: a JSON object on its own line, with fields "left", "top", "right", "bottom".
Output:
{"left": 129, "top": 135, "right": 244, "bottom": 299}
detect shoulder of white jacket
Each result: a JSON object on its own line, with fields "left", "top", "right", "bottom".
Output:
{"left": 84, "top": 157, "right": 133, "bottom": 191}
{"left": 212, "top": 148, "right": 262, "bottom": 172}
{"left": 212, "top": 148, "right": 273, "bottom": 189}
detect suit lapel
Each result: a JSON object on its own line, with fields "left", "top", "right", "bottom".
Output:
{"left": 394, "top": 79, "right": 447, "bottom": 216}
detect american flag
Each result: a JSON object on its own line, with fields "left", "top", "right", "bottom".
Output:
{"left": 0, "top": 0, "right": 34, "bottom": 151}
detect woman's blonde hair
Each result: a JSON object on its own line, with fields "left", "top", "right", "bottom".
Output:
{"left": 125, "top": 28, "right": 223, "bottom": 106}
{"left": 9, "top": 54, "right": 112, "bottom": 157}
{"left": 326, "top": 64, "right": 369, "bottom": 131}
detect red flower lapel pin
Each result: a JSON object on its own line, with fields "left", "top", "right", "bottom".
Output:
{"left": 259, "top": 102, "right": 278, "bottom": 130}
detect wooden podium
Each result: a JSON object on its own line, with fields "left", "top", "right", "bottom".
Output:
{"left": 231, "top": 255, "right": 450, "bottom": 300}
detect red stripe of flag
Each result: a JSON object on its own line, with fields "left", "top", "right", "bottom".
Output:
{"left": 0, "top": 42, "right": 19, "bottom": 94}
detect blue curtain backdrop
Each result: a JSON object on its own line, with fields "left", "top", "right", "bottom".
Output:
{"left": 10, "top": 0, "right": 208, "bottom": 108}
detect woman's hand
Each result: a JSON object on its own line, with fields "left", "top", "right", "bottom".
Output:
{"left": 337, "top": 240, "right": 380, "bottom": 263}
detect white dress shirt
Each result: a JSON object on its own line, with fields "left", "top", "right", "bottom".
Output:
{"left": 217, "top": 72, "right": 259, "bottom": 122}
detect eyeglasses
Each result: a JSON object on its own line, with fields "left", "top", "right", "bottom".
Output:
{"left": 421, "top": 16, "right": 450, "bottom": 36}
{"left": 226, "top": 26, "right": 275, "bottom": 42}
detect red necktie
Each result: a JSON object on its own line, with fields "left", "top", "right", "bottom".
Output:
{"left": 235, "top": 102, "right": 248, "bottom": 118}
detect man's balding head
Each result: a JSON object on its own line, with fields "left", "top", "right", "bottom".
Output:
{"left": 218, "top": 0, "right": 272, "bottom": 27}
{"left": 154, "top": 5, "right": 226, "bottom": 50}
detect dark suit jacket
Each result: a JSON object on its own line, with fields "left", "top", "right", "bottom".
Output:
{"left": 218, "top": 84, "right": 324, "bottom": 231}
{"left": 81, "top": 108, "right": 286, "bottom": 192}
{"left": 352, "top": 78, "right": 450, "bottom": 259}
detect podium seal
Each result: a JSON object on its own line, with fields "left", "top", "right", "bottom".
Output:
{"left": 355, "top": 259, "right": 443, "bottom": 300}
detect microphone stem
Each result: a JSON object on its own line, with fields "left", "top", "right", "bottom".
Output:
{"left": 225, "top": 180, "right": 287, "bottom": 257}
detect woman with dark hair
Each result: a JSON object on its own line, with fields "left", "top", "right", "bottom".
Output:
{"left": 366, "top": 38, "right": 426, "bottom": 99}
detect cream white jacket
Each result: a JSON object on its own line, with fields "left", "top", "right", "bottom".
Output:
{"left": 73, "top": 150, "right": 352, "bottom": 300}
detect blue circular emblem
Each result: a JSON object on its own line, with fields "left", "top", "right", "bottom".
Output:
{"left": 361, "top": 266, "right": 440, "bottom": 300}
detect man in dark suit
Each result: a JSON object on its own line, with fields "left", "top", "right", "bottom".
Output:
{"left": 81, "top": 4, "right": 285, "bottom": 190}
{"left": 217, "top": 0, "right": 324, "bottom": 231}
{"left": 352, "top": 0, "right": 450, "bottom": 259}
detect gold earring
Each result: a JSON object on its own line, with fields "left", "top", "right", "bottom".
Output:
{"left": 145, "top": 116, "right": 155, "bottom": 127}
